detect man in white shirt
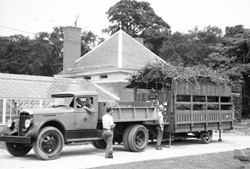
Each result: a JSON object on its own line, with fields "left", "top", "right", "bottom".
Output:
{"left": 102, "top": 107, "right": 116, "bottom": 158}
{"left": 156, "top": 104, "right": 164, "bottom": 150}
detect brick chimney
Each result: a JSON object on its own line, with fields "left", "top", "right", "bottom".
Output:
{"left": 63, "top": 26, "right": 81, "bottom": 71}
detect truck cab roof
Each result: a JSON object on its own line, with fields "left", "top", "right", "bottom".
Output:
{"left": 51, "top": 91, "right": 98, "bottom": 98}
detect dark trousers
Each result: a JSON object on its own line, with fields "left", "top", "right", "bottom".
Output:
{"left": 156, "top": 125, "right": 163, "bottom": 147}
{"left": 102, "top": 130, "right": 114, "bottom": 158}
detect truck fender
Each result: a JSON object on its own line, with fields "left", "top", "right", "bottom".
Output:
{"left": 1, "top": 119, "right": 19, "bottom": 135}
{"left": 25, "top": 119, "right": 66, "bottom": 141}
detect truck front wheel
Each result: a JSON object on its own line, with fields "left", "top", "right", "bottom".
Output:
{"left": 92, "top": 140, "right": 106, "bottom": 149}
{"left": 5, "top": 142, "right": 32, "bottom": 156}
{"left": 33, "top": 127, "right": 64, "bottom": 160}
{"left": 128, "top": 125, "right": 148, "bottom": 152}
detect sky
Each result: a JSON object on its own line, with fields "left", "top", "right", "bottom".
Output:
{"left": 0, "top": 0, "right": 250, "bottom": 39}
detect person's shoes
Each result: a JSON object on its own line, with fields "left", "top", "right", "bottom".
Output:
{"left": 109, "top": 152, "right": 113, "bottom": 158}
{"left": 156, "top": 147, "right": 163, "bottom": 150}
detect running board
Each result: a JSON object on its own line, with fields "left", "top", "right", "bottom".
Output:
{"left": 67, "top": 137, "right": 103, "bottom": 143}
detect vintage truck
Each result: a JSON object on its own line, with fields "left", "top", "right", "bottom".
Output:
{"left": 0, "top": 91, "right": 157, "bottom": 160}
{"left": 0, "top": 81, "right": 234, "bottom": 160}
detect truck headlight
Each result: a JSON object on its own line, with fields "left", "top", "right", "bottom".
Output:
{"left": 6, "top": 119, "right": 15, "bottom": 128}
{"left": 24, "top": 119, "right": 32, "bottom": 128}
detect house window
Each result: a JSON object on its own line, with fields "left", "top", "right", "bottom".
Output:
{"left": 100, "top": 75, "right": 108, "bottom": 79}
{"left": 84, "top": 76, "right": 91, "bottom": 80}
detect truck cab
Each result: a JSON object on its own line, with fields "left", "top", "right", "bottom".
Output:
{"left": 0, "top": 91, "right": 102, "bottom": 160}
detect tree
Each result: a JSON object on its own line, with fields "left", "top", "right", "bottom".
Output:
{"left": 160, "top": 26, "right": 223, "bottom": 66}
{"left": 0, "top": 35, "right": 32, "bottom": 74}
{"left": 205, "top": 25, "right": 250, "bottom": 118}
{"left": 81, "top": 30, "right": 104, "bottom": 55}
{"left": 103, "top": 0, "right": 171, "bottom": 55}
{"left": 0, "top": 27, "right": 104, "bottom": 76}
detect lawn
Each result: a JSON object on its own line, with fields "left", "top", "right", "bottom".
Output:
{"left": 90, "top": 151, "right": 244, "bottom": 169}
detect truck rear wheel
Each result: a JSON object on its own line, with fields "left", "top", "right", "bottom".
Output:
{"left": 5, "top": 142, "right": 32, "bottom": 156}
{"left": 201, "top": 130, "right": 213, "bottom": 144}
{"left": 128, "top": 125, "right": 148, "bottom": 152}
{"left": 33, "top": 127, "right": 64, "bottom": 160}
{"left": 122, "top": 125, "right": 134, "bottom": 151}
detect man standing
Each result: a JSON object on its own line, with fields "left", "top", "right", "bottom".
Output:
{"left": 156, "top": 104, "right": 164, "bottom": 150}
{"left": 102, "top": 107, "right": 116, "bottom": 158}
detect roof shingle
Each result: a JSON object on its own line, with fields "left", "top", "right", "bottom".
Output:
{"left": 0, "top": 73, "right": 119, "bottom": 102}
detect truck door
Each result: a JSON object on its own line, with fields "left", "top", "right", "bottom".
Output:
{"left": 74, "top": 96, "right": 98, "bottom": 130}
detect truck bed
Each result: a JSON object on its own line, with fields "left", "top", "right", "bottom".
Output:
{"left": 98, "top": 102, "right": 157, "bottom": 122}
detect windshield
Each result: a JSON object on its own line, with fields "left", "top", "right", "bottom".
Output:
{"left": 49, "top": 97, "right": 74, "bottom": 107}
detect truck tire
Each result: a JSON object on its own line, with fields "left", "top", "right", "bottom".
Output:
{"left": 5, "top": 142, "right": 32, "bottom": 156}
{"left": 122, "top": 125, "right": 134, "bottom": 151}
{"left": 200, "top": 130, "right": 213, "bottom": 144}
{"left": 33, "top": 127, "right": 64, "bottom": 160}
{"left": 91, "top": 140, "right": 99, "bottom": 148}
{"left": 92, "top": 140, "right": 106, "bottom": 149}
{"left": 128, "top": 125, "right": 148, "bottom": 152}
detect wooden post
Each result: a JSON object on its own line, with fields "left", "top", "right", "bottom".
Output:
{"left": 218, "top": 129, "right": 222, "bottom": 141}
{"left": 169, "top": 132, "right": 172, "bottom": 147}
{"left": 134, "top": 86, "right": 138, "bottom": 102}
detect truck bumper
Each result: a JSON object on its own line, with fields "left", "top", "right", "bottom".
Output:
{"left": 0, "top": 135, "right": 31, "bottom": 144}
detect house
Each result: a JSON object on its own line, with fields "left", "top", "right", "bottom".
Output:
{"left": 56, "top": 26, "right": 164, "bottom": 101}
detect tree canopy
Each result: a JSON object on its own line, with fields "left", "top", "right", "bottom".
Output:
{"left": 103, "top": 0, "right": 170, "bottom": 55}
{"left": 0, "top": 27, "right": 103, "bottom": 76}
{"left": 159, "top": 26, "right": 223, "bottom": 67}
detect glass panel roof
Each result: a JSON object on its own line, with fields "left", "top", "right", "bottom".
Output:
{"left": 0, "top": 73, "right": 118, "bottom": 102}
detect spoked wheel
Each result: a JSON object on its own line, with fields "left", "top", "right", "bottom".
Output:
{"left": 5, "top": 142, "right": 32, "bottom": 156}
{"left": 127, "top": 125, "right": 149, "bottom": 152}
{"left": 33, "top": 127, "right": 64, "bottom": 160}
{"left": 200, "top": 130, "right": 213, "bottom": 144}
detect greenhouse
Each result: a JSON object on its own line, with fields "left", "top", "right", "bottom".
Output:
{"left": 0, "top": 73, "right": 118, "bottom": 125}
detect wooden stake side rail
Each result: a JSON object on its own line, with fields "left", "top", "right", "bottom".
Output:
{"left": 175, "top": 110, "right": 233, "bottom": 124}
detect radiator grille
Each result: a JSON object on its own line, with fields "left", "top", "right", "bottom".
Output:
{"left": 19, "top": 112, "right": 31, "bottom": 136}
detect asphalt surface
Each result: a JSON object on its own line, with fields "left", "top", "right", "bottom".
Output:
{"left": 0, "top": 132, "right": 249, "bottom": 169}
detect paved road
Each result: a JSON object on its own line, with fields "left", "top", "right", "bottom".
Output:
{"left": 0, "top": 132, "right": 249, "bottom": 169}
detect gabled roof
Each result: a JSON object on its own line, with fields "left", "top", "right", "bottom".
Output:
{"left": 0, "top": 73, "right": 119, "bottom": 101}
{"left": 60, "top": 30, "right": 164, "bottom": 75}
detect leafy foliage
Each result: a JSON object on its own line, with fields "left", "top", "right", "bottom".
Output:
{"left": 103, "top": 0, "right": 170, "bottom": 36}
{"left": 160, "top": 26, "right": 223, "bottom": 66}
{"left": 127, "top": 60, "right": 230, "bottom": 89}
{"left": 103, "top": 0, "right": 170, "bottom": 55}
{"left": 0, "top": 27, "right": 103, "bottom": 76}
